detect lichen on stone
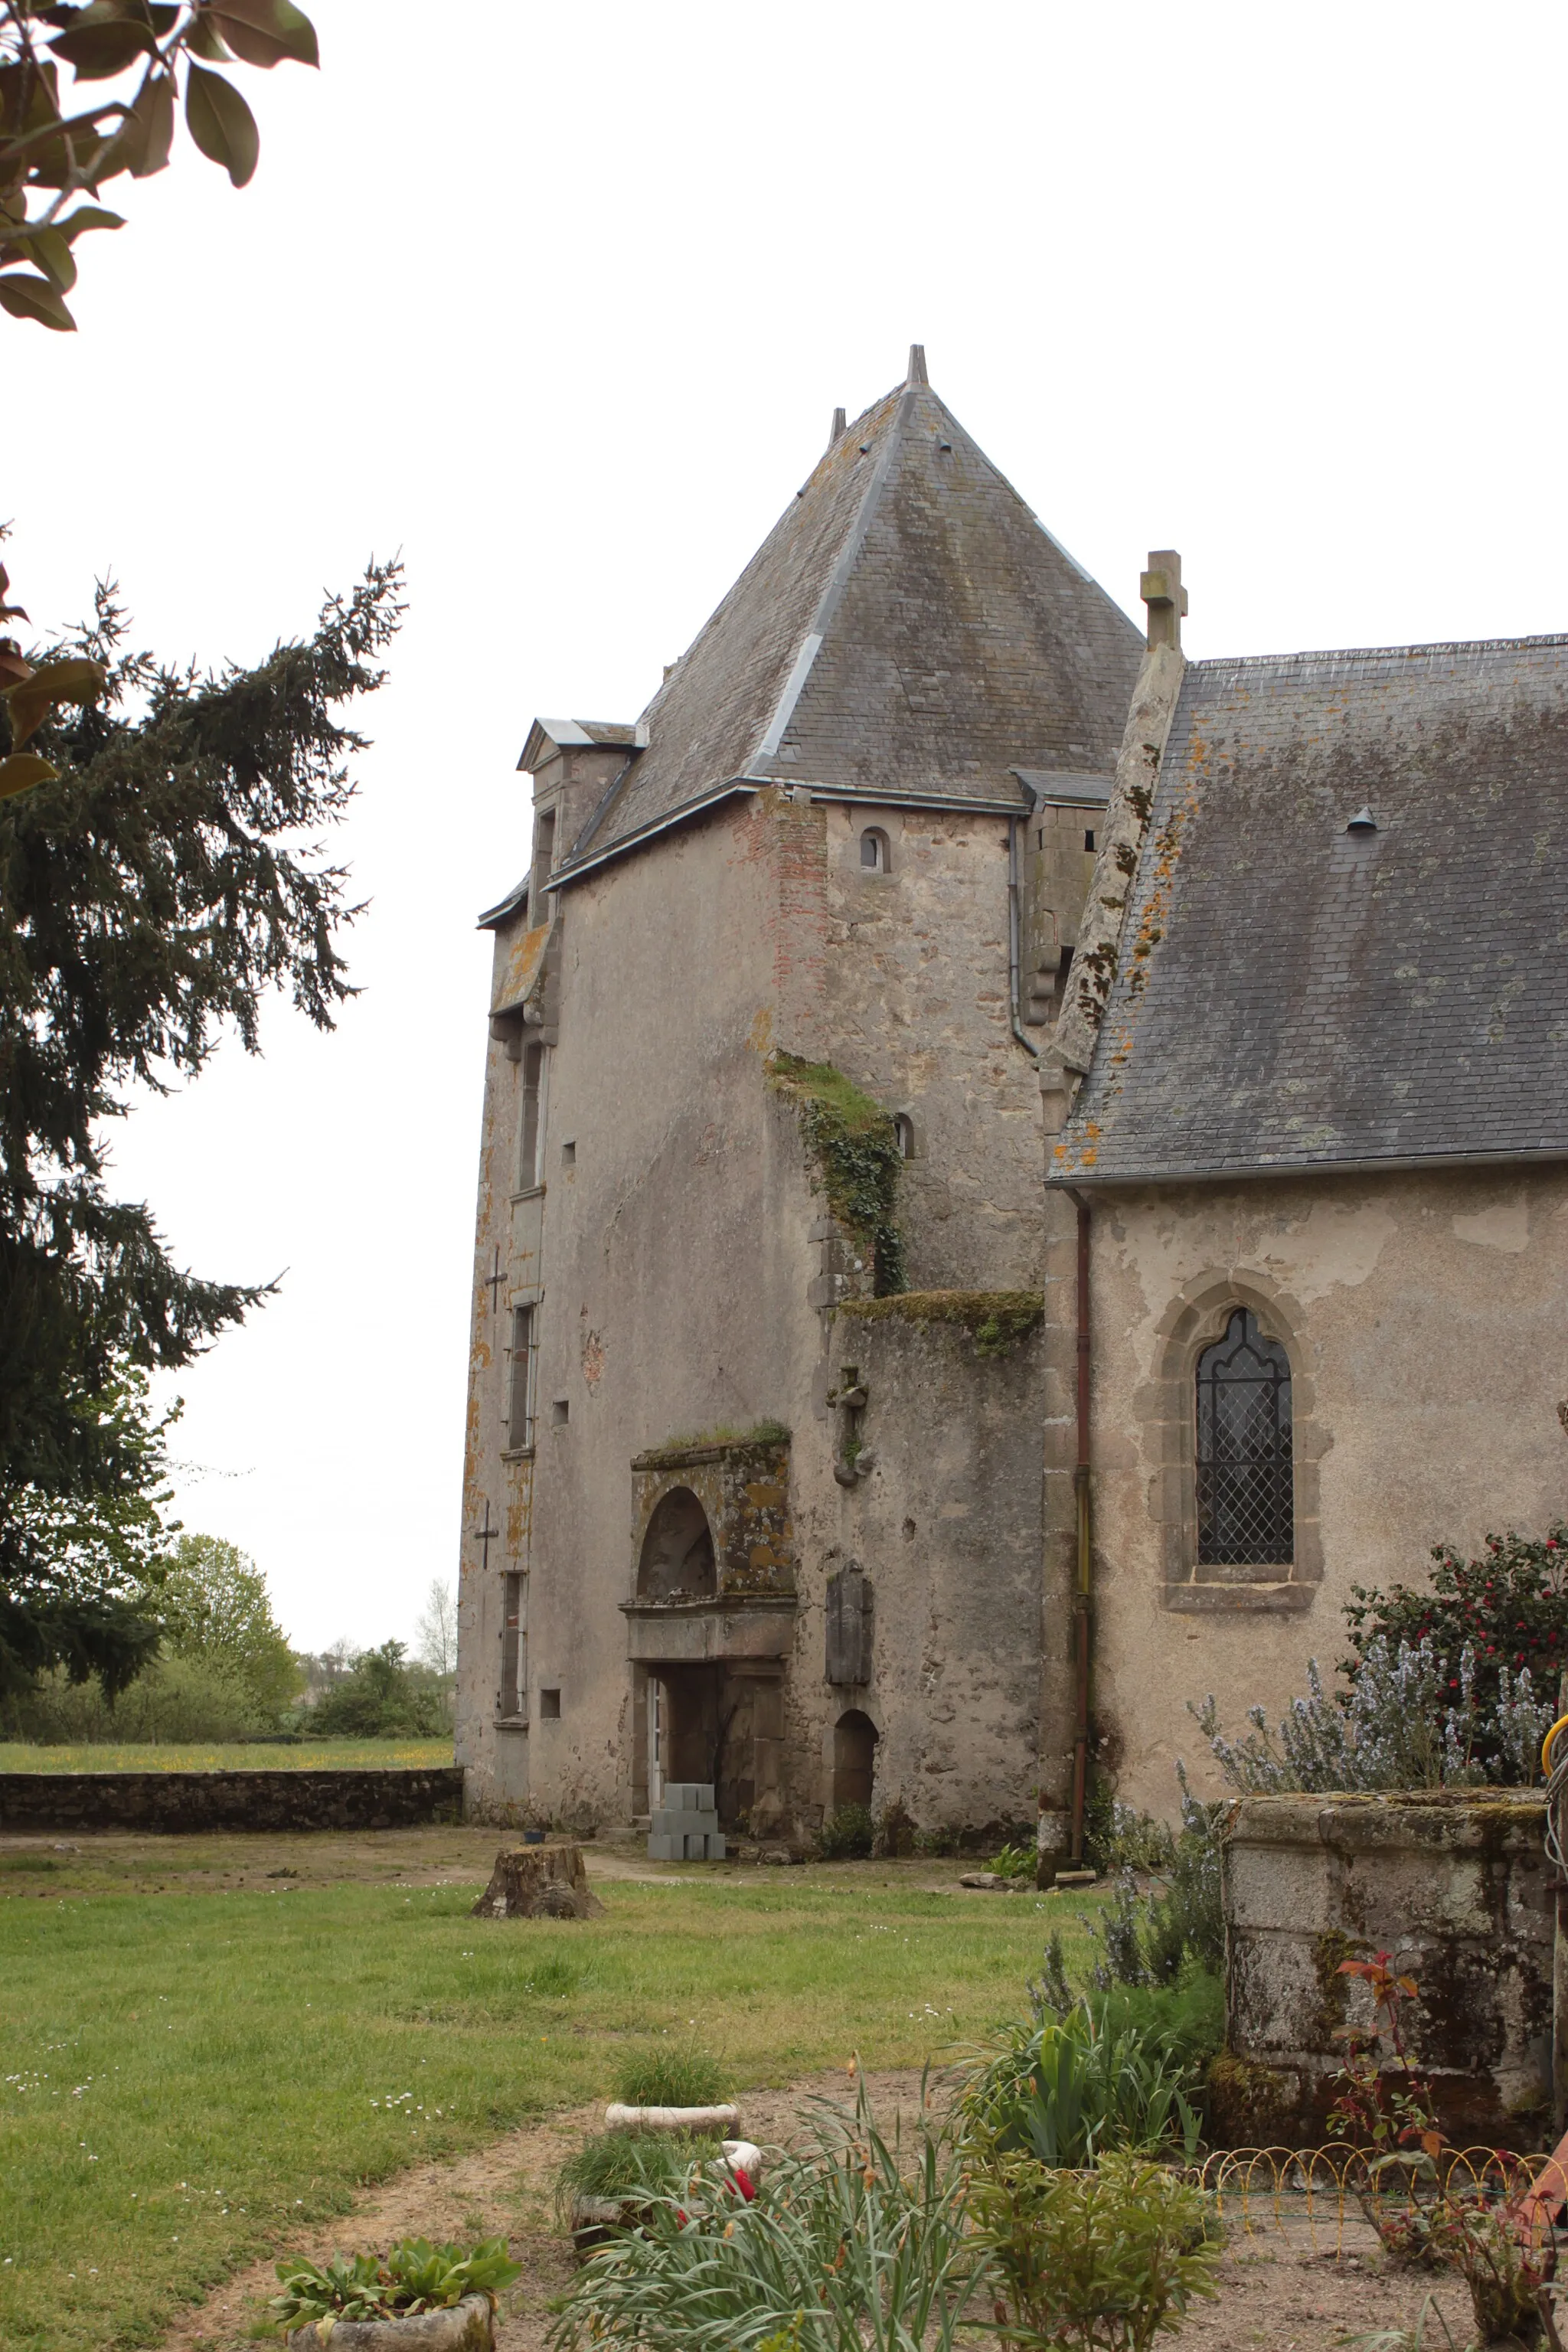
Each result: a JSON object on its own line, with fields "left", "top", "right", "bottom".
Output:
{"left": 837, "top": 1289, "right": 1044, "bottom": 1360}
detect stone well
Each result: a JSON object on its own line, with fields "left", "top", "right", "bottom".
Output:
{"left": 1217, "top": 1790, "right": 1555, "bottom": 2148}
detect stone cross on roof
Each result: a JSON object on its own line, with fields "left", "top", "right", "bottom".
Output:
{"left": 1140, "top": 550, "right": 1187, "bottom": 652}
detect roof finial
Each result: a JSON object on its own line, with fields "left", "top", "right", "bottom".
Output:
{"left": 906, "top": 343, "right": 928, "bottom": 387}
{"left": 1140, "top": 549, "right": 1187, "bottom": 653}
{"left": 828, "top": 405, "right": 847, "bottom": 450}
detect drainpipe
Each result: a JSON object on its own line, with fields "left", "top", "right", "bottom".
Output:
{"left": 1067, "top": 1186, "right": 1093, "bottom": 1864}
{"left": 1008, "top": 815, "right": 1040, "bottom": 1060}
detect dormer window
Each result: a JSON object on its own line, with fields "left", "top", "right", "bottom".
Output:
{"left": 860, "top": 828, "right": 890, "bottom": 873}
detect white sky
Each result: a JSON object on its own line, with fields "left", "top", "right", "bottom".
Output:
{"left": 11, "top": 2, "right": 1566, "bottom": 1651}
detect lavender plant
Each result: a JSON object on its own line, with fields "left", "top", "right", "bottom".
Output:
{"left": 1191, "top": 1635, "right": 1558, "bottom": 1795}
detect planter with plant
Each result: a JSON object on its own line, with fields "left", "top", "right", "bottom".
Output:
{"left": 549, "top": 2074, "right": 979, "bottom": 2352}
{"left": 266, "top": 2237, "right": 520, "bottom": 2347}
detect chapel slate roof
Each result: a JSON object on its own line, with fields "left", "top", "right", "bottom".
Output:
{"left": 556, "top": 366, "right": 1143, "bottom": 877}
{"left": 1050, "top": 635, "right": 1568, "bottom": 1184}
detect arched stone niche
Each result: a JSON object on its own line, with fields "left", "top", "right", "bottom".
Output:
{"left": 1139, "top": 1272, "right": 1325, "bottom": 1612}
{"left": 831, "top": 1708, "right": 879, "bottom": 1811}
{"left": 627, "top": 1436, "right": 795, "bottom": 1602}
{"left": 637, "top": 1486, "right": 717, "bottom": 1601}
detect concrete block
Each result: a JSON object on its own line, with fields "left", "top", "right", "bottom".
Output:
{"left": 662, "top": 1782, "right": 714, "bottom": 1811}
{"left": 652, "top": 1808, "right": 719, "bottom": 1838}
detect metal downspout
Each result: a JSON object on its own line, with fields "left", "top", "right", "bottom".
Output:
{"left": 1008, "top": 815, "right": 1040, "bottom": 1060}
{"left": 1067, "top": 1185, "right": 1093, "bottom": 1864}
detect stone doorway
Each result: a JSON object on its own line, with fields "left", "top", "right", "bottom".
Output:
{"left": 831, "top": 1709, "right": 878, "bottom": 1812}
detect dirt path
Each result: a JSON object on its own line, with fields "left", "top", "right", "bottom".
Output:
{"left": 155, "top": 2066, "right": 923, "bottom": 2352}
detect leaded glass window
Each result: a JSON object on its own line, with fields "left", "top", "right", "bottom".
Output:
{"left": 1195, "top": 1308, "right": 1293, "bottom": 1566}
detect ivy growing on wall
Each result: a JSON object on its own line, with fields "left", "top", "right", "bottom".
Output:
{"left": 768, "top": 1051, "right": 906, "bottom": 1296}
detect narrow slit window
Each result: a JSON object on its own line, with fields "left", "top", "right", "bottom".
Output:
{"left": 1083, "top": 828, "right": 1096, "bottom": 853}
{"left": 508, "top": 1305, "right": 534, "bottom": 1450}
{"left": 860, "top": 827, "right": 890, "bottom": 873}
{"left": 500, "top": 1572, "right": 524, "bottom": 1717}
{"left": 518, "top": 1043, "right": 544, "bottom": 1188}
{"left": 534, "top": 807, "right": 556, "bottom": 885}
{"left": 1195, "top": 1309, "right": 1293, "bottom": 1566}
{"left": 892, "top": 1114, "right": 914, "bottom": 1160}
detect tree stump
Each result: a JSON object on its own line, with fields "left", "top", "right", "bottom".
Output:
{"left": 471, "top": 1841, "right": 604, "bottom": 1920}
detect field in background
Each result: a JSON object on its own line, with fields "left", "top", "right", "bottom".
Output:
{"left": 0, "top": 1829, "right": 1091, "bottom": 2352}
{"left": 0, "top": 1738, "right": 453, "bottom": 1772}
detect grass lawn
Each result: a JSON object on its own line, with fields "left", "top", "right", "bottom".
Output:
{"left": 0, "top": 1740, "right": 453, "bottom": 1772}
{"left": 0, "top": 1832, "right": 1099, "bottom": 2352}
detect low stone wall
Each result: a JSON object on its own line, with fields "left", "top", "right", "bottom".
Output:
{"left": 1219, "top": 1790, "right": 1554, "bottom": 2146}
{"left": 0, "top": 1766, "right": 466, "bottom": 1836}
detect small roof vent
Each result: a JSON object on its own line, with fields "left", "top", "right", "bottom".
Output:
{"left": 1345, "top": 806, "right": 1378, "bottom": 833}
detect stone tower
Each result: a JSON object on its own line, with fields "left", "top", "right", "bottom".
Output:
{"left": 456, "top": 349, "right": 1140, "bottom": 1838}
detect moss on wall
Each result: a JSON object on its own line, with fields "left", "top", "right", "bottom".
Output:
{"left": 639, "top": 1421, "right": 791, "bottom": 1467}
{"left": 768, "top": 1051, "right": 906, "bottom": 1295}
{"left": 1206, "top": 2053, "right": 1298, "bottom": 2146}
{"left": 837, "top": 1289, "right": 1044, "bottom": 1360}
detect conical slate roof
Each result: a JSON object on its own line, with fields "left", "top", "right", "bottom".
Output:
{"left": 559, "top": 355, "right": 1143, "bottom": 877}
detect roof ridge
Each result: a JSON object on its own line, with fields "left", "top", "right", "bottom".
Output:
{"left": 750, "top": 382, "right": 916, "bottom": 765}
{"left": 1191, "top": 630, "right": 1568, "bottom": 675}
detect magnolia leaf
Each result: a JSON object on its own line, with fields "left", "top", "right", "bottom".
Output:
{"left": 47, "top": 15, "right": 158, "bottom": 80}
{"left": 0, "top": 270, "right": 77, "bottom": 330}
{"left": 185, "top": 11, "right": 233, "bottom": 60}
{"left": 207, "top": 0, "right": 318, "bottom": 69}
{"left": 22, "top": 226, "right": 77, "bottom": 290}
{"left": 184, "top": 63, "right": 259, "bottom": 186}
{"left": 127, "top": 72, "right": 175, "bottom": 177}
{"left": 149, "top": 2, "right": 181, "bottom": 25}
{"left": 57, "top": 204, "right": 126, "bottom": 242}
{"left": 5, "top": 657, "right": 107, "bottom": 747}
{"left": 0, "top": 751, "right": 60, "bottom": 799}
{"left": 0, "top": 54, "right": 64, "bottom": 136}
{"left": 0, "top": 647, "right": 32, "bottom": 688}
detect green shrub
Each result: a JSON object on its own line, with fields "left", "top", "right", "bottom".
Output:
{"left": 613, "top": 2044, "right": 728, "bottom": 2109}
{"left": 1344, "top": 1524, "right": 1568, "bottom": 1769}
{"left": 554, "top": 2130, "right": 721, "bottom": 2226}
{"left": 1088, "top": 1782, "right": 1224, "bottom": 1988}
{"left": 267, "top": 2236, "right": 520, "bottom": 2331}
{"left": 1082, "top": 1787, "right": 1178, "bottom": 1878}
{"left": 3, "top": 1652, "right": 278, "bottom": 1744}
{"left": 1092, "top": 1976, "right": 1225, "bottom": 2083}
{"left": 988, "top": 1841, "right": 1036, "bottom": 1880}
{"left": 551, "top": 2077, "right": 980, "bottom": 2352}
{"left": 818, "top": 1803, "right": 874, "bottom": 1860}
{"left": 301, "top": 1641, "right": 447, "bottom": 1738}
{"left": 961, "top": 2001, "right": 1203, "bottom": 2168}
{"left": 968, "top": 2151, "right": 1221, "bottom": 2352}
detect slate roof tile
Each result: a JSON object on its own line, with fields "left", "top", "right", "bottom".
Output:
{"left": 559, "top": 370, "right": 1142, "bottom": 876}
{"left": 1052, "top": 635, "right": 1568, "bottom": 1181}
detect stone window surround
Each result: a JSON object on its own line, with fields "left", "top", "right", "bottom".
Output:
{"left": 1140, "top": 1271, "right": 1323, "bottom": 1614}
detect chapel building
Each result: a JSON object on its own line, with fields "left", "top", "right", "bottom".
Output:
{"left": 455, "top": 348, "right": 1568, "bottom": 1862}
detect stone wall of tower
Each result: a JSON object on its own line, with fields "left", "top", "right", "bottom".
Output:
{"left": 816, "top": 800, "right": 1059, "bottom": 1292}
{"left": 456, "top": 776, "right": 1080, "bottom": 1838}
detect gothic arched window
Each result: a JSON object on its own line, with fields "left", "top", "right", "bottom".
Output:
{"left": 1195, "top": 1308, "right": 1293, "bottom": 1566}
